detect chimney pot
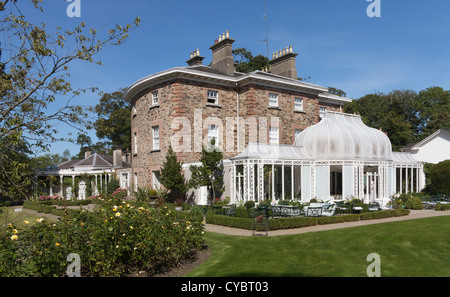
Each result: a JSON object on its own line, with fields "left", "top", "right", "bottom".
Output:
{"left": 226, "top": 30, "right": 229, "bottom": 38}
{"left": 269, "top": 45, "right": 298, "bottom": 79}
{"left": 210, "top": 30, "right": 235, "bottom": 75}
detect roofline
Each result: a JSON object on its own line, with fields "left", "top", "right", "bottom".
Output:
{"left": 410, "top": 129, "right": 450, "bottom": 150}
{"left": 124, "top": 66, "right": 350, "bottom": 103}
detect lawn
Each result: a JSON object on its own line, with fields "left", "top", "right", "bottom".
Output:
{"left": 186, "top": 215, "right": 450, "bottom": 277}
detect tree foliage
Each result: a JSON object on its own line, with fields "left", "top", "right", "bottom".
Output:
{"left": 160, "top": 145, "right": 187, "bottom": 202}
{"left": 0, "top": 0, "right": 140, "bottom": 199}
{"left": 189, "top": 140, "right": 224, "bottom": 201}
{"left": 344, "top": 87, "right": 450, "bottom": 151}
{"left": 93, "top": 89, "right": 130, "bottom": 153}
{"left": 233, "top": 48, "right": 269, "bottom": 73}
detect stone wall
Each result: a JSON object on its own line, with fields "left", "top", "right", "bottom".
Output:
{"left": 130, "top": 79, "right": 341, "bottom": 193}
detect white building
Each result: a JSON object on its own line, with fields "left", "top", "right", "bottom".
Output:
{"left": 400, "top": 129, "right": 450, "bottom": 164}
{"left": 37, "top": 148, "right": 132, "bottom": 199}
{"left": 230, "top": 111, "right": 424, "bottom": 207}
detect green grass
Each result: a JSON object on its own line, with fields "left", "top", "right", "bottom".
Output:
{"left": 0, "top": 207, "right": 57, "bottom": 231}
{"left": 186, "top": 216, "right": 450, "bottom": 277}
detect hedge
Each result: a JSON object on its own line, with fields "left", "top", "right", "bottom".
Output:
{"left": 435, "top": 203, "right": 450, "bottom": 211}
{"left": 205, "top": 209, "right": 411, "bottom": 231}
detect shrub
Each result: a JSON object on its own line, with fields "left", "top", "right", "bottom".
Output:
{"left": 405, "top": 197, "right": 424, "bottom": 210}
{"left": 435, "top": 203, "right": 450, "bottom": 211}
{"left": 2, "top": 197, "right": 205, "bottom": 277}
{"left": 425, "top": 160, "right": 450, "bottom": 195}
{"left": 244, "top": 201, "right": 255, "bottom": 209}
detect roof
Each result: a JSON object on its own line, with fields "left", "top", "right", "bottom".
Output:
{"left": 294, "top": 111, "right": 393, "bottom": 161}
{"left": 392, "top": 152, "right": 420, "bottom": 164}
{"left": 230, "top": 143, "right": 309, "bottom": 161}
{"left": 124, "top": 65, "right": 351, "bottom": 103}
{"left": 400, "top": 129, "right": 450, "bottom": 151}
{"left": 43, "top": 153, "right": 131, "bottom": 172}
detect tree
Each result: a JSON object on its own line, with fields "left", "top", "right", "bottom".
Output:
{"left": 415, "top": 86, "right": 450, "bottom": 138}
{"left": 233, "top": 48, "right": 269, "bottom": 73}
{"left": 328, "top": 87, "right": 347, "bottom": 97}
{"left": 93, "top": 89, "right": 131, "bottom": 153}
{"left": 0, "top": 0, "right": 140, "bottom": 199}
{"left": 424, "top": 160, "right": 450, "bottom": 195}
{"left": 160, "top": 145, "right": 187, "bottom": 202}
{"left": 189, "top": 139, "right": 224, "bottom": 202}
{"left": 30, "top": 149, "right": 71, "bottom": 170}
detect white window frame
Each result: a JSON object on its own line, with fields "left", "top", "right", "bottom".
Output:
{"left": 207, "top": 124, "right": 219, "bottom": 145}
{"left": 319, "top": 107, "right": 327, "bottom": 118}
{"left": 151, "top": 90, "right": 159, "bottom": 106}
{"left": 152, "top": 126, "right": 160, "bottom": 150}
{"left": 268, "top": 93, "right": 278, "bottom": 107}
{"left": 134, "top": 132, "right": 137, "bottom": 154}
{"left": 152, "top": 171, "right": 160, "bottom": 190}
{"left": 295, "top": 129, "right": 303, "bottom": 140}
{"left": 269, "top": 126, "right": 279, "bottom": 144}
{"left": 207, "top": 90, "right": 219, "bottom": 104}
{"left": 134, "top": 172, "right": 138, "bottom": 192}
{"left": 294, "top": 97, "right": 303, "bottom": 111}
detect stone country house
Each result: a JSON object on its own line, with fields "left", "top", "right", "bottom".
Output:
{"left": 39, "top": 30, "right": 424, "bottom": 206}
{"left": 123, "top": 30, "right": 423, "bottom": 207}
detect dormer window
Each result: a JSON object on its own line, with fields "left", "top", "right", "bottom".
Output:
{"left": 207, "top": 90, "right": 219, "bottom": 104}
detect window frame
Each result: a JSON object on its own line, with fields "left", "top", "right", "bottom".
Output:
{"left": 268, "top": 93, "right": 279, "bottom": 107}
{"left": 206, "top": 89, "right": 219, "bottom": 105}
{"left": 152, "top": 125, "right": 160, "bottom": 150}
{"left": 294, "top": 97, "right": 303, "bottom": 111}
{"left": 269, "top": 126, "right": 279, "bottom": 145}
{"left": 151, "top": 90, "right": 159, "bottom": 106}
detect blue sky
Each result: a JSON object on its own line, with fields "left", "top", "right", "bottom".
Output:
{"left": 15, "top": 0, "right": 450, "bottom": 157}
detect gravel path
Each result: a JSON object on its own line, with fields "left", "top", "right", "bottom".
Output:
{"left": 204, "top": 209, "right": 450, "bottom": 237}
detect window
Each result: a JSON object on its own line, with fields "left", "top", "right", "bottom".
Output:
{"left": 152, "top": 171, "right": 160, "bottom": 190}
{"left": 319, "top": 107, "right": 327, "bottom": 118}
{"left": 295, "top": 129, "right": 303, "bottom": 140}
{"left": 207, "top": 124, "right": 219, "bottom": 145}
{"left": 133, "top": 132, "right": 137, "bottom": 154}
{"left": 134, "top": 172, "right": 138, "bottom": 192}
{"left": 152, "top": 126, "right": 160, "bottom": 150}
{"left": 269, "top": 126, "right": 279, "bottom": 144}
{"left": 151, "top": 91, "right": 159, "bottom": 106}
{"left": 207, "top": 90, "right": 219, "bottom": 104}
{"left": 132, "top": 102, "right": 137, "bottom": 115}
{"left": 294, "top": 97, "right": 303, "bottom": 111}
{"left": 268, "top": 93, "right": 278, "bottom": 107}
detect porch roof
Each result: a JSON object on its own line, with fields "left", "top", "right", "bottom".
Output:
{"left": 230, "top": 143, "right": 310, "bottom": 161}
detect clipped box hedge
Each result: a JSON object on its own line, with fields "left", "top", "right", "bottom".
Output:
{"left": 205, "top": 209, "right": 411, "bottom": 231}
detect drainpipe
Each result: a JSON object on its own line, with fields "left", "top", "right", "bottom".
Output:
{"left": 236, "top": 82, "right": 240, "bottom": 151}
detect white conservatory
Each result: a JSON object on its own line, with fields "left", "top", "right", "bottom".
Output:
{"left": 229, "top": 111, "right": 424, "bottom": 207}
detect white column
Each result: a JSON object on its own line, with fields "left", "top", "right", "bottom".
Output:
{"left": 405, "top": 167, "right": 409, "bottom": 193}
{"left": 271, "top": 163, "right": 275, "bottom": 201}
{"left": 60, "top": 175, "right": 64, "bottom": 197}
{"left": 231, "top": 165, "right": 236, "bottom": 204}
{"left": 400, "top": 167, "right": 403, "bottom": 194}
{"left": 281, "top": 164, "right": 285, "bottom": 200}
{"left": 291, "top": 164, "right": 294, "bottom": 200}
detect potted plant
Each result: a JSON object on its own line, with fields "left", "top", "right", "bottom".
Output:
{"left": 175, "top": 198, "right": 183, "bottom": 211}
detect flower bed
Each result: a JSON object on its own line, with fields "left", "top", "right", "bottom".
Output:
{"left": 1, "top": 193, "right": 204, "bottom": 277}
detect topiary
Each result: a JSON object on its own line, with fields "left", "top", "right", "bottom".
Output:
{"left": 244, "top": 200, "right": 255, "bottom": 209}
{"left": 405, "top": 197, "right": 424, "bottom": 210}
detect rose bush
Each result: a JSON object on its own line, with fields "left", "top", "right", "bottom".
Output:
{"left": 0, "top": 191, "right": 204, "bottom": 277}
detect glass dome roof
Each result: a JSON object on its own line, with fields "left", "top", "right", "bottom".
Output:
{"left": 294, "top": 111, "right": 393, "bottom": 161}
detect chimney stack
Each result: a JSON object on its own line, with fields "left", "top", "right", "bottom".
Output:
{"left": 209, "top": 30, "right": 235, "bottom": 75}
{"left": 186, "top": 49, "right": 205, "bottom": 66}
{"left": 113, "top": 145, "right": 122, "bottom": 167}
{"left": 84, "top": 147, "right": 92, "bottom": 159}
{"left": 268, "top": 45, "right": 298, "bottom": 79}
